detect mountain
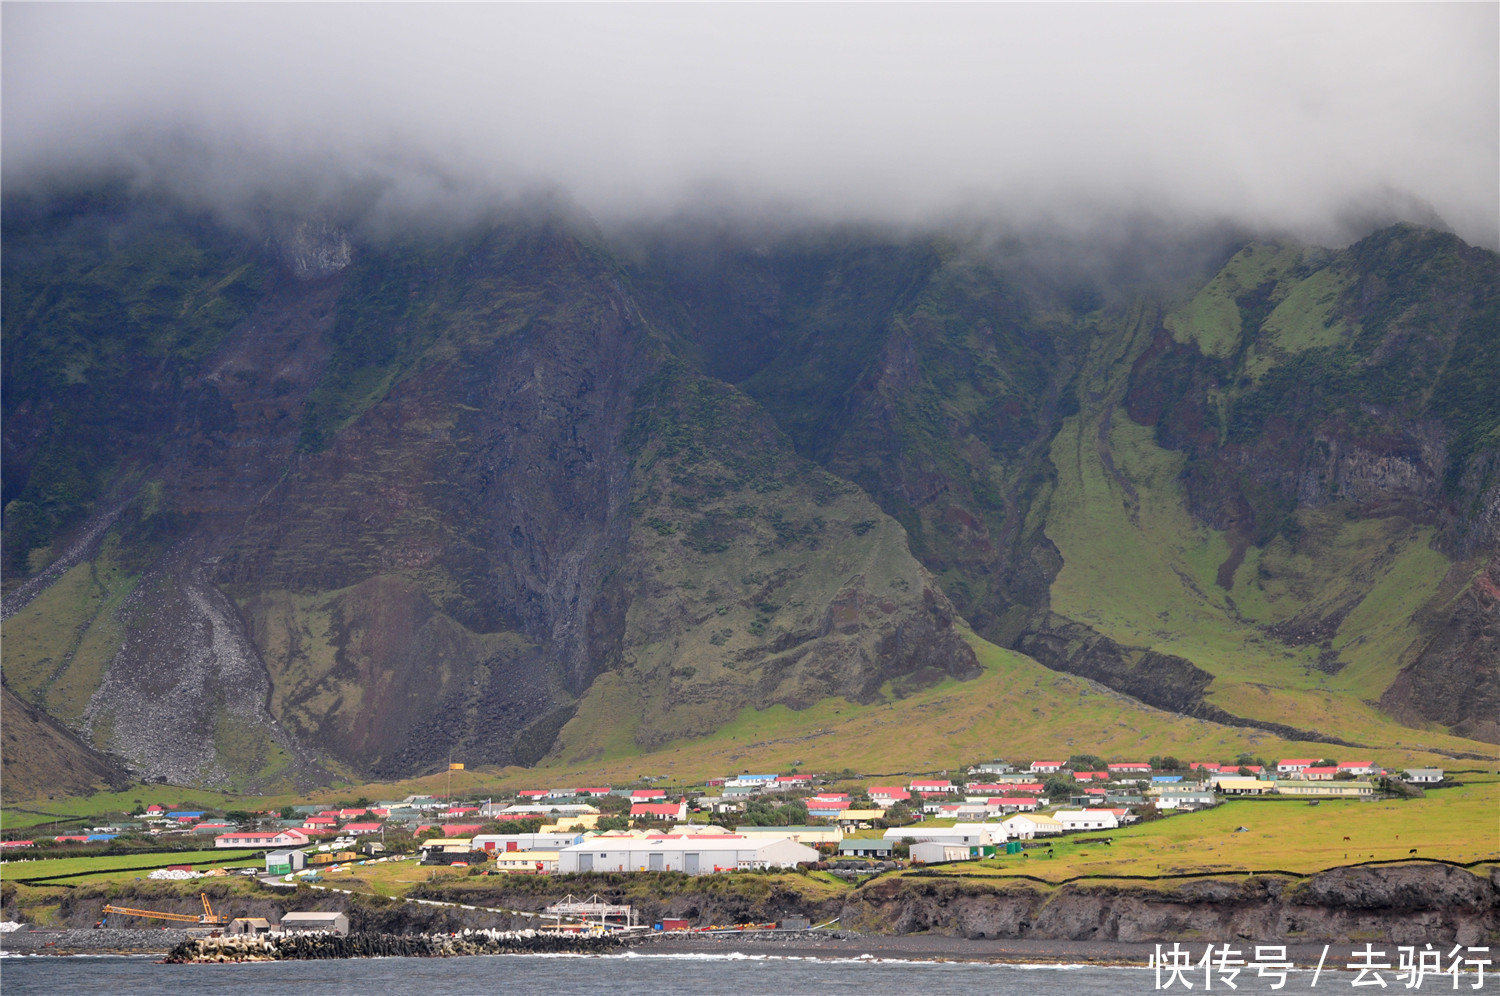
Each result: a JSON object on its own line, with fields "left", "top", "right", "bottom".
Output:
{"left": 2, "top": 191, "right": 1496, "bottom": 796}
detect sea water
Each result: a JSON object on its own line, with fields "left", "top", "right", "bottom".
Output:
{"left": 0, "top": 952, "right": 1450, "bottom": 995}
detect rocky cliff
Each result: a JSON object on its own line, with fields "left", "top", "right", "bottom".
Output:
{"left": 2, "top": 194, "right": 1496, "bottom": 793}
{"left": 846, "top": 863, "right": 1499, "bottom": 945}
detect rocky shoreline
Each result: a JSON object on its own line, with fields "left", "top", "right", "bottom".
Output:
{"left": 5, "top": 863, "right": 1495, "bottom": 962}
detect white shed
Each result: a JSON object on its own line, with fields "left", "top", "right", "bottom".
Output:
{"left": 910, "top": 842, "right": 972, "bottom": 864}
{"left": 557, "top": 834, "right": 816, "bottom": 875}
{"left": 278, "top": 911, "right": 349, "bottom": 935}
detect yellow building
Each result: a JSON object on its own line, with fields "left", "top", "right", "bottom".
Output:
{"left": 541, "top": 814, "right": 600, "bottom": 832}
{"left": 494, "top": 850, "right": 560, "bottom": 873}
{"left": 1274, "top": 781, "right": 1375, "bottom": 798}
{"left": 1213, "top": 777, "right": 1274, "bottom": 795}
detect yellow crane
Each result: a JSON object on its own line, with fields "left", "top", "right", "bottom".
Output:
{"left": 101, "top": 892, "right": 229, "bottom": 926}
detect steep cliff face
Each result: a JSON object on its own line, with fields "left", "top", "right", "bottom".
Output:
{"left": 1380, "top": 557, "right": 1500, "bottom": 744}
{"left": 1, "top": 202, "right": 979, "bottom": 790}
{"left": 2, "top": 198, "right": 1496, "bottom": 792}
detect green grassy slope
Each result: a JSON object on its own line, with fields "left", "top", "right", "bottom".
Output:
{"left": 1042, "top": 236, "right": 1497, "bottom": 755}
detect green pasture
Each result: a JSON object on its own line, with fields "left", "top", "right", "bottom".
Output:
{"left": 1, "top": 848, "right": 262, "bottom": 884}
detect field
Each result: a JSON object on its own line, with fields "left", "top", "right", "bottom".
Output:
{"left": 915, "top": 774, "right": 1500, "bottom": 884}
{"left": 1, "top": 787, "right": 248, "bottom": 832}
{"left": 0, "top": 848, "right": 262, "bottom": 885}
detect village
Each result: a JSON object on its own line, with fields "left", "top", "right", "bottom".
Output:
{"left": 1, "top": 756, "right": 1443, "bottom": 890}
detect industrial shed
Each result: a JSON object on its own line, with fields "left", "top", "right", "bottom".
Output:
{"left": 557, "top": 834, "right": 817, "bottom": 875}
{"left": 278, "top": 911, "right": 349, "bottom": 935}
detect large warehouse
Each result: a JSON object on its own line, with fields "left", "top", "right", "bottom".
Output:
{"left": 556, "top": 833, "right": 818, "bottom": 874}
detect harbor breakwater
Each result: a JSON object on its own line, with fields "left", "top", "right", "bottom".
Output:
{"left": 162, "top": 928, "right": 636, "bottom": 962}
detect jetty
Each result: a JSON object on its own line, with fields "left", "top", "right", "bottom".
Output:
{"left": 163, "top": 928, "right": 635, "bottom": 962}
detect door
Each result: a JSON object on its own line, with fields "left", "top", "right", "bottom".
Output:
{"left": 648, "top": 853, "right": 664, "bottom": 872}
{"left": 579, "top": 852, "right": 594, "bottom": 872}
{"left": 684, "top": 852, "right": 700, "bottom": 874}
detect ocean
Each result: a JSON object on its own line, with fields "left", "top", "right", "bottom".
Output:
{"left": 1, "top": 952, "right": 1473, "bottom": 995}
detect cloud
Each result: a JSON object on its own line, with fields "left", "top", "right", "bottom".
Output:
{"left": 3, "top": 3, "right": 1496, "bottom": 247}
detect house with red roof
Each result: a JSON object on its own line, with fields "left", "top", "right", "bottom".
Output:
{"left": 302, "top": 816, "right": 338, "bottom": 829}
{"left": 908, "top": 779, "right": 956, "bottom": 796}
{"left": 630, "top": 800, "right": 688, "bottom": 821}
{"left": 577, "top": 787, "right": 613, "bottom": 797}
{"left": 1338, "top": 761, "right": 1377, "bottom": 776}
{"left": 1007, "top": 783, "right": 1045, "bottom": 794}
{"left": 869, "top": 787, "right": 911, "bottom": 803}
{"left": 1190, "top": 762, "right": 1221, "bottom": 772}
{"left": 1299, "top": 766, "right": 1339, "bottom": 781}
{"left": 1276, "top": 759, "right": 1320, "bottom": 774}
{"left": 1071, "top": 771, "right": 1107, "bottom": 781}
{"left": 631, "top": 789, "right": 668, "bottom": 802}
{"left": 214, "top": 828, "right": 311, "bottom": 849}
{"left": 144, "top": 804, "right": 165, "bottom": 815}
{"left": 517, "top": 790, "right": 548, "bottom": 800}
{"left": 1030, "top": 761, "right": 1064, "bottom": 773}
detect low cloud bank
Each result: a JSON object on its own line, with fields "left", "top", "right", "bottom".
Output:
{"left": 3, "top": 5, "right": 1495, "bottom": 248}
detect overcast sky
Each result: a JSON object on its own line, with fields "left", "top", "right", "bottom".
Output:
{"left": 4, "top": 3, "right": 1497, "bottom": 247}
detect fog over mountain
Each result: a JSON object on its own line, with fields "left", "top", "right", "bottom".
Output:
{"left": 4, "top": 3, "right": 1496, "bottom": 248}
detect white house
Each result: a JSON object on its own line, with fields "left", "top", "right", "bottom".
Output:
{"left": 1054, "top": 810, "right": 1119, "bottom": 832}
{"left": 1030, "top": 761, "right": 1064, "bottom": 774}
{"left": 557, "top": 833, "right": 816, "bottom": 874}
{"left": 999, "top": 814, "right": 1063, "bottom": 839}
{"left": 1337, "top": 761, "right": 1377, "bottom": 776}
{"left": 1403, "top": 769, "right": 1443, "bottom": 784}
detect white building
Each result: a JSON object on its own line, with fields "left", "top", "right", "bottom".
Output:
{"left": 1151, "top": 787, "right": 1218, "bottom": 810}
{"left": 1054, "top": 810, "right": 1119, "bottom": 832}
{"left": 471, "top": 832, "right": 584, "bottom": 853}
{"left": 910, "top": 842, "right": 972, "bottom": 864}
{"left": 557, "top": 833, "right": 816, "bottom": 874}
{"left": 882, "top": 822, "right": 1007, "bottom": 847}
{"left": 1403, "top": 769, "right": 1443, "bottom": 784}
{"left": 999, "top": 814, "right": 1063, "bottom": 839}
{"left": 278, "top": 911, "right": 349, "bottom": 935}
